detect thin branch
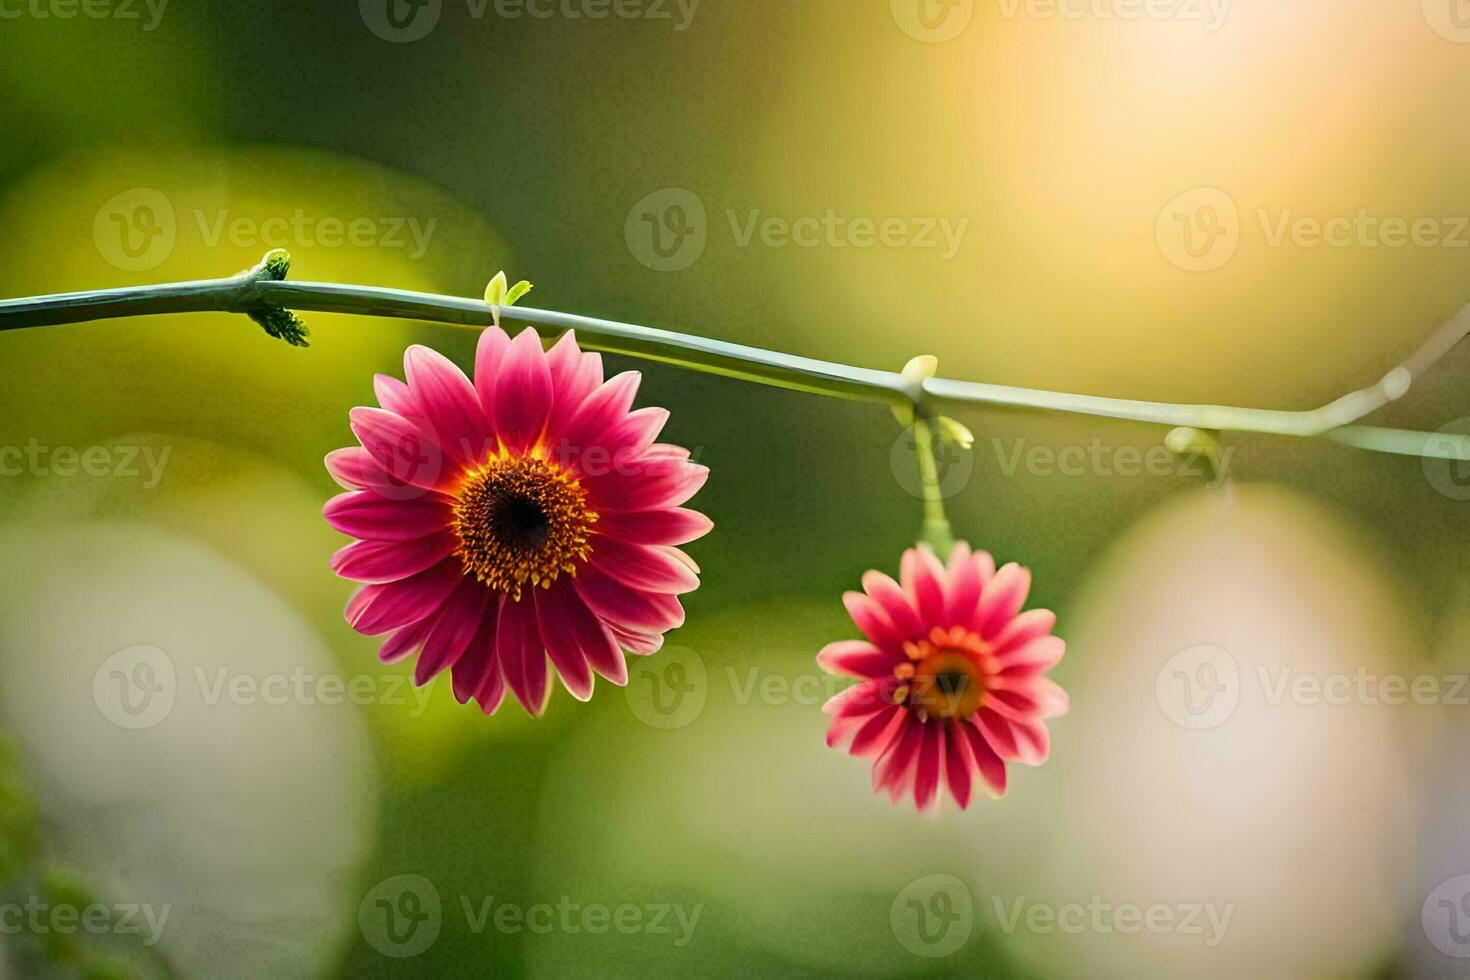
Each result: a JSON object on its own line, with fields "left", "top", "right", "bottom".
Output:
{"left": 1, "top": 252, "right": 1467, "bottom": 461}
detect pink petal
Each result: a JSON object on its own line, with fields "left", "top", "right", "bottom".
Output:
{"left": 976, "top": 707, "right": 1020, "bottom": 761}
{"left": 975, "top": 563, "right": 1032, "bottom": 639}
{"left": 573, "top": 407, "right": 669, "bottom": 476}
{"left": 349, "top": 407, "right": 447, "bottom": 492}
{"left": 588, "top": 538, "right": 699, "bottom": 595}
{"left": 451, "top": 606, "right": 504, "bottom": 709}
{"left": 497, "top": 595, "right": 550, "bottom": 715}
{"left": 323, "top": 491, "right": 451, "bottom": 542}
{"left": 960, "top": 720, "right": 1009, "bottom": 797}
{"left": 493, "top": 328, "right": 554, "bottom": 454}
{"left": 594, "top": 508, "right": 712, "bottom": 546}
{"left": 325, "top": 447, "right": 385, "bottom": 491}
{"left": 572, "top": 563, "right": 685, "bottom": 634}
{"left": 991, "top": 609, "right": 1059, "bottom": 659}
{"left": 404, "top": 345, "right": 491, "bottom": 467}
{"left": 943, "top": 724, "right": 974, "bottom": 809}
{"left": 824, "top": 678, "right": 888, "bottom": 719}
{"left": 534, "top": 582, "right": 594, "bottom": 701}
{"left": 543, "top": 580, "right": 628, "bottom": 685}
{"left": 978, "top": 708, "right": 1049, "bottom": 765}
{"left": 610, "top": 626, "right": 664, "bottom": 656}
{"left": 817, "top": 640, "right": 899, "bottom": 679}
{"left": 331, "top": 531, "right": 459, "bottom": 585}
{"left": 873, "top": 716, "right": 924, "bottom": 801}
{"left": 414, "top": 578, "right": 489, "bottom": 685}
{"left": 842, "top": 591, "right": 905, "bottom": 657}
{"left": 585, "top": 457, "right": 709, "bottom": 513}
{"left": 374, "top": 374, "right": 420, "bottom": 417}
{"left": 914, "top": 720, "right": 945, "bottom": 810}
{"left": 545, "top": 331, "right": 606, "bottom": 440}
{"left": 901, "top": 546, "right": 948, "bottom": 626}
{"left": 823, "top": 691, "right": 889, "bottom": 748}
{"left": 942, "top": 541, "right": 983, "bottom": 627}
{"left": 559, "top": 372, "right": 641, "bottom": 454}
{"left": 861, "top": 571, "right": 925, "bottom": 639}
{"left": 344, "top": 560, "right": 462, "bottom": 635}
{"left": 379, "top": 616, "right": 436, "bottom": 664}
{"left": 996, "top": 635, "right": 1066, "bottom": 676}
{"left": 472, "top": 325, "right": 511, "bottom": 424}
{"left": 849, "top": 704, "right": 906, "bottom": 758}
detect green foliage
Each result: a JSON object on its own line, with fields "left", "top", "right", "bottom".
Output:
{"left": 0, "top": 734, "right": 37, "bottom": 885}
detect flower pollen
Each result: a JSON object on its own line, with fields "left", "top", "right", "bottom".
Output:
{"left": 897, "top": 626, "right": 990, "bottom": 721}
{"left": 452, "top": 453, "right": 597, "bottom": 600}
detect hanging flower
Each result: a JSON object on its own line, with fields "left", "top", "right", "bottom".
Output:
{"left": 818, "top": 543, "right": 1067, "bottom": 809}
{"left": 323, "top": 326, "right": 711, "bottom": 716}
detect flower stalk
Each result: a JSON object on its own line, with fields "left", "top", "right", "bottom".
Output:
{"left": 1, "top": 251, "right": 1469, "bottom": 461}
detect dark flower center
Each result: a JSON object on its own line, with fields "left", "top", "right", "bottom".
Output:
{"left": 452, "top": 454, "right": 597, "bottom": 600}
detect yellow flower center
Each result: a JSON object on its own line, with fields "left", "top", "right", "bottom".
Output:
{"left": 451, "top": 453, "right": 597, "bottom": 600}
{"left": 893, "top": 627, "right": 991, "bottom": 721}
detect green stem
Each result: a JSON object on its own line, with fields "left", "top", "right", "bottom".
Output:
{"left": 1, "top": 252, "right": 1468, "bottom": 461}
{"left": 909, "top": 416, "right": 956, "bottom": 559}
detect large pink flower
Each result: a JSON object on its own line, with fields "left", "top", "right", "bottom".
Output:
{"left": 323, "top": 327, "right": 711, "bottom": 716}
{"left": 818, "top": 543, "right": 1067, "bottom": 810}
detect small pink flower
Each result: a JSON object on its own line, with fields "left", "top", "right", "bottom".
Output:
{"left": 818, "top": 543, "right": 1067, "bottom": 810}
{"left": 323, "top": 328, "right": 711, "bottom": 716}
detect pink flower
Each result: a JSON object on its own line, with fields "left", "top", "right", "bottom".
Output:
{"left": 323, "top": 328, "right": 711, "bottom": 716}
{"left": 818, "top": 543, "right": 1067, "bottom": 810}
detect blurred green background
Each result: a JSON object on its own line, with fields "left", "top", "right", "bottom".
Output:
{"left": 1, "top": 1, "right": 1470, "bottom": 976}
